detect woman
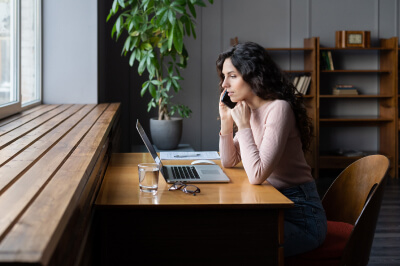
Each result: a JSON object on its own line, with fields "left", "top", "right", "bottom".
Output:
{"left": 216, "top": 42, "right": 327, "bottom": 257}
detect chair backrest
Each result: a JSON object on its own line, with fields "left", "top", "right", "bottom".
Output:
{"left": 322, "top": 154, "right": 389, "bottom": 266}
{"left": 322, "top": 154, "right": 389, "bottom": 224}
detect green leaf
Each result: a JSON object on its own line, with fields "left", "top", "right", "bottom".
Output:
{"left": 150, "top": 80, "right": 162, "bottom": 86}
{"left": 166, "top": 80, "right": 172, "bottom": 91}
{"left": 129, "top": 36, "right": 138, "bottom": 49}
{"left": 147, "top": 55, "right": 154, "bottom": 76}
{"left": 140, "top": 42, "right": 153, "bottom": 50}
{"left": 130, "top": 30, "right": 140, "bottom": 36}
{"left": 190, "top": 22, "right": 196, "bottom": 39}
{"left": 118, "top": 0, "right": 125, "bottom": 8}
{"left": 135, "top": 49, "right": 141, "bottom": 61}
{"left": 173, "top": 25, "right": 183, "bottom": 54}
{"left": 168, "top": 27, "right": 174, "bottom": 51}
{"left": 142, "top": 0, "right": 151, "bottom": 10}
{"left": 182, "top": 17, "right": 191, "bottom": 36}
{"left": 171, "top": 78, "right": 181, "bottom": 92}
{"left": 141, "top": 81, "right": 150, "bottom": 96}
{"left": 138, "top": 57, "right": 146, "bottom": 75}
{"left": 106, "top": 10, "right": 114, "bottom": 22}
{"left": 111, "top": 23, "right": 117, "bottom": 38}
{"left": 116, "top": 15, "right": 123, "bottom": 35}
{"left": 194, "top": 0, "right": 206, "bottom": 7}
{"left": 168, "top": 10, "right": 176, "bottom": 25}
{"left": 188, "top": 2, "right": 196, "bottom": 18}
{"left": 149, "top": 83, "right": 157, "bottom": 98}
{"left": 159, "top": 9, "right": 169, "bottom": 24}
{"left": 128, "top": 18, "right": 135, "bottom": 32}
{"left": 155, "top": 6, "right": 168, "bottom": 16}
{"left": 112, "top": 0, "right": 119, "bottom": 13}
{"left": 171, "top": 4, "right": 185, "bottom": 14}
{"left": 123, "top": 36, "right": 132, "bottom": 53}
{"left": 175, "top": 66, "right": 181, "bottom": 76}
{"left": 129, "top": 49, "right": 137, "bottom": 66}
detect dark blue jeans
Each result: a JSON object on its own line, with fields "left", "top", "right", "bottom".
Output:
{"left": 279, "top": 181, "right": 327, "bottom": 257}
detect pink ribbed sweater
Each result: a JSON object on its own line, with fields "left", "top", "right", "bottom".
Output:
{"left": 219, "top": 100, "right": 313, "bottom": 189}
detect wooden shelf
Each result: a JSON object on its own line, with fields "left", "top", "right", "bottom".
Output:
{"left": 266, "top": 48, "right": 313, "bottom": 51}
{"left": 318, "top": 37, "right": 398, "bottom": 177}
{"left": 320, "top": 95, "right": 392, "bottom": 98}
{"left": 283, "top": 70, "right": 313, "bottom": 73}
{"left": 320, "top": 47, "right": 392, "bottom": 51}
{"left": 319, "top": 152, "right": 392, "bottom": 169}
{"left": 320, "top": 116, "right": 393, "bottom": 122}
{"left": 256, "top": 37, "right": 399, "bottom": 178}
{"left": 321, "top": 70, "right": 390, "bottom": 73}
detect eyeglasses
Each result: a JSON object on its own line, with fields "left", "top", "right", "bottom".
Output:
{"left": 168, "top": 182, "right": 201, "bottom": 196}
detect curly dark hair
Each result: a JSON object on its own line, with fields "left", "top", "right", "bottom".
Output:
{"left": 216, "top": 41, "right": 313, "bottom": 152}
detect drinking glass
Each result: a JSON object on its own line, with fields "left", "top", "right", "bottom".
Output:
{"left": 138, "top": 163, "right": 159, "bottom": 195}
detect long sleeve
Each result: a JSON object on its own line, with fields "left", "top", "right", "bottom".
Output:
{"left": 236, "top": 101, "right": 292, "bottom": 184}
{"left": 219, "top": 100, "right": 313, "bottom": 189}
{"left": 219, "top": 132, "right": 242, "bottom": 167}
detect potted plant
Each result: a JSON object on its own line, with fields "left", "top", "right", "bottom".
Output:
{"left": 107, "top": 0, "right": 213, "bottom": 149}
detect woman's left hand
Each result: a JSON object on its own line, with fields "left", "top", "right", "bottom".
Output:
{"left": 231, "top": 101, "right": 251, "bottom": 131}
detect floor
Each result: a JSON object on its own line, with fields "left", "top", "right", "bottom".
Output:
{"left": 316, "top": 174, "right": 400, "bottom": 266}
{"left": 369, "top": 177, "right": 400, "bottom": 265}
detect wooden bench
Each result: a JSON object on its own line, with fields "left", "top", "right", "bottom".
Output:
{"left": 0, "top": 103, "right": 120, "bottom": 265}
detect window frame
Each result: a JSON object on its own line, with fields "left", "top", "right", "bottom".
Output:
{"left": 0, "top": 0, "right": 42, "bottom": 120}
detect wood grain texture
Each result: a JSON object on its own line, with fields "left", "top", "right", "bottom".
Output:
{"left": 0, "top": 103, "right": 120, "bottom": 265}
{"left": 95, "top": 152, "right": 292, "bottom": 266}
{"left": 95, "top": 153, "right": 293, "bottom": 209}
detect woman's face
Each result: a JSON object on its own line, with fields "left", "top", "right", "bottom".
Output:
{"left": 221, "top": 58, "right": 253, "bottom": 103}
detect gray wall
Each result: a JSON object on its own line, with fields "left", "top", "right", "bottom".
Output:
{"left": 42, "top": 0, "right": 97, "bottom": 104}
{"left": 175, "top": 0, "right": 400, "bottom": 152}
{"left": 41, "top": 0, "right": 400, "bottom": 152}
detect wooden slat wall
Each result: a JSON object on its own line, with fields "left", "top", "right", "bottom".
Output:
{"left": 0, "top": 103, "right": 120, "bottom": 266}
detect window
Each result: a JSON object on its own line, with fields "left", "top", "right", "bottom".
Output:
{"left": 0, "top": 0, "right": 41, "bottom": 119}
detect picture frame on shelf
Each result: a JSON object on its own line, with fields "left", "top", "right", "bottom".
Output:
{"left": 335, "top": 30, "right": 371, "bottom": 48}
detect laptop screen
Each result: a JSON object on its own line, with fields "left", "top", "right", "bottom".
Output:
{"left": 136, "top": 120, "right": 163, "bottom": 168}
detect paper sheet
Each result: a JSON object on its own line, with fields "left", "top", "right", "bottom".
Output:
{"left": 160, "top": 151, "right": 220, "bottom": 160}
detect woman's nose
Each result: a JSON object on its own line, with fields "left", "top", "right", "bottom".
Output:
{"left": 222, "top": 78, "right": 228, "bottom": 88}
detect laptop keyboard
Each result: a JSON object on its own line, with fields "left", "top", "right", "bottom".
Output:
{"left": 171, "top": 166, "right": 200, "bottom": 179}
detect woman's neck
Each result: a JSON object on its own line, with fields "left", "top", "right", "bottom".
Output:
{"left": 245, "top": 94, "right": 269, "bottom": 110}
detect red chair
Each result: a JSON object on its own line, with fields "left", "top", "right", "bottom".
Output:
{"left": 285, "top": 155, "right": 389, "bottom": 266}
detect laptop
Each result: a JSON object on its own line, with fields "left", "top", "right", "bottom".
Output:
{"left": 136, "top": 120, "right": 230, "bottom": 183}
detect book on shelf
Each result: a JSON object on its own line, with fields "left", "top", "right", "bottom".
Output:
{"left": 332, "top": 84, "right": 358, "bottom": 95}
{"left": 335, "top": 84, "right": 355, "bottom": 89}
{"left": 327, "top": 51, "right": 334, "bottom": 70}
{"left": 300, "top": 76, "right": 311, "bottom": 94}
{"left": 293, "top": 75, "right": 311, "bottom": 95}
{"left": 332, "top": 89, "right": 358, "bottom": 95}
{"left": 330, "top": 149, "right": 366, "bottom": 157}
{"left": 292, "top": 76, "right": 299, "bottom": 88}
{"left": 321, "top": 51, "right": 334, "bottom": 70}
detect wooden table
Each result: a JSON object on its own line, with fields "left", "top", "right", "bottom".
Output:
{"left": 0, "top": 104, "right": 120, "bottom": 266}
{"left": 95, "top": 153, "right": 293, "bottom": 266}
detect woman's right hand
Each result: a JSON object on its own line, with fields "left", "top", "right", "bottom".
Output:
{"left": 219, "top": 89, "right": 234, "bottom": 134}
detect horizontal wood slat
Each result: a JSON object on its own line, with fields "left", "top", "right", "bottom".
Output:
{"left": 0, "top": 103, "right": 120, "bottom": 265}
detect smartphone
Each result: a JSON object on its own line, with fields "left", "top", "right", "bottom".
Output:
{"left": 221, "top": 90, "right": 237, "bottom": 109}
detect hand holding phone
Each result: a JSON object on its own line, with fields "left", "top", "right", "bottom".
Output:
{"left": 221, "top": 90, "right": 237, "bottom": 109}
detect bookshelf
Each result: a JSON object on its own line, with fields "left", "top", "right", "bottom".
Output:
{"left": 398, "top": 45, "right": 400, "bottom": 177}
{"left": 230, "top": 37, "right": 398, "bottom": 178}
{"left": 264, "top": 38, "right": 318, "bottom": 175}
{"left": 318, "top": 37, "right": 398, "bottom": 178}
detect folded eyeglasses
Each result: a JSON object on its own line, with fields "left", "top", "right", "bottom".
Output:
{"left": 168, "top": 182, "right": 201, "bottom": 196}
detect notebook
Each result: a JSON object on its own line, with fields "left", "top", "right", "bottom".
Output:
{"left": 136, "top": 120, "right": 230, "bottom": 183}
